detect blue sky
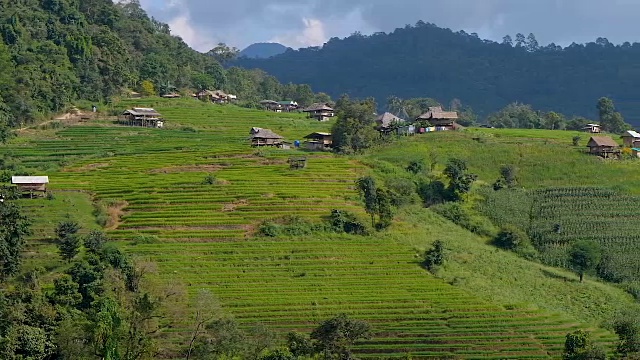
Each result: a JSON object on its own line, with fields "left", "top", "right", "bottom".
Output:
{"left": 138, "top": 0, "right": 640, "bottom": 51}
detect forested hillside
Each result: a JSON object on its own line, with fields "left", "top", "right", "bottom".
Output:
{"left": 0, "top": 0, "right": 322, "bottom": 128}
{"left": 237, "top": 22, "right": 640, "bottom": 124}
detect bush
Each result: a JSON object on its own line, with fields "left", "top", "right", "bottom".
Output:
{"left": 385, "top": 177, "right": 417, "bottom": 207}
{"left": 572, "top": 136, "right": 581, "bottom": 146}
{"left": 417, "top": 180, "right": 447, "bottom": 207}
{"left": 433, "top": 202, "right": 496, "bottom": 237}
{"left": 493, "top": 225, "right": 531, "bottom": 251}
{"left": 423, "top": 240, "right": 445, "bottom": 273}
{"left": 131, "top": 234, "right": 159, "bottom": 245}
{"left": 202, "top": 173, "right": 218, "bottom": 185}
{"left": 406, "top": 160, "right": 426, "bottom": 175}
{"left": 329, "top": 209, "right": 369, "bottom": 235}
{"left": 258, "top": 216, "right": 325, "bottom": 237}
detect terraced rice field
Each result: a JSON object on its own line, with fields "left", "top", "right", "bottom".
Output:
{"left": 6, "top": 99, "right": 617, "bottom": 358}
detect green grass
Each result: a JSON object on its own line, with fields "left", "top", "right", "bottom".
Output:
{"left": 3, "top": 98, "right": 637, "bottom": 358}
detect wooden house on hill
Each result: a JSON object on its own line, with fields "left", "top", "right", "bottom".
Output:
{"left": 416, "top": 106, "right": 459, "bottom": 130}
{"left": 260, "top": 100, "right": 281, "bottom": 112}
{"left": 583, "top": 123, "right": 601, "bottom": 134}
{"left": 587, "top": 136, "right": 620, "bottom": 158}
{"left": 376, "top": 112, "right": 405, "bottom": 133}
{"left": 278, "top": 101, "right": 299, "bottom": 111}
{"left": 119, "top": 108, "right": 164, "bottom": 128}
{"left": 250, "top": 127, "right": 284, "bottom": 147}
{"left": 197, "top": 90, "right": 236, "bottom": 104}
{"left": 303, "top": 103, "right": 335, "bottom": 121}
{"left": 161, "top": 93, "right": 181, "bottom": 99}
{"left": 304, "top": 132, "right": 333, "bottom": 151}
{"left": 12, "top": 176, "right": 49, "bottom": 197}
{"left": 621, "top": 130, "right": 640, "bottom": 147}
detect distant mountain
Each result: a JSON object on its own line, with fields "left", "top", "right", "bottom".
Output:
{"left": 236, "top": 23, "right": 640, "bottom": 124}
{"left": 240, "top": 43, "right": 288, "bottom": 59}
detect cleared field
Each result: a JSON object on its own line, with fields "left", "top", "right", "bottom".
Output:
{"left": 5, "top": 98, "right": 623, "bottom": 358}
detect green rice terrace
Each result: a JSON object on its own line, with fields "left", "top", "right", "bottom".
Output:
{"left": 7, "top": 98, "right": 640, "bottom": 358}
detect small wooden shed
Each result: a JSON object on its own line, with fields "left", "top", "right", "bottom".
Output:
{"left": 304, "top": 132, "right": 333, "bottom": 151}
{"left": 250, "top": 127, "right": 284, "bottom": 147}
{"left": 12, "top": 176, "right": 49, "bottom": 197}
{"left": 587, "top": 136, "right": 620, "bottom": 158}
{"left": 119, "top": 108, "right": 164, "bottom": 128}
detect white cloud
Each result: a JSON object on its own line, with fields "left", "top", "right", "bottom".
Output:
{"left": 271, "top": 18, "right": 327, "bottom": 48}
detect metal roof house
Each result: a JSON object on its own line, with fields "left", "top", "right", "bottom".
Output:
{"left": 119, "top": 108, "right": 164, "bottom": 128}
{"left": 12, "top": 176, "right": 49, "bottom": 197}
{"left": 583, "top": 123, "right": 601, "bottom": 134}
{"left": 621, "top": 130, "right": 640, "bottom": 147}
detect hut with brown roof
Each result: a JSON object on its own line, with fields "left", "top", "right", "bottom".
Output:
{"left": 250, "top": 127, "right": 285, "bottom": 147}
{"left": 587, "top": 136, "right": 620, "bottom": 158}
{"left": 416, "top": 106, "right": 459, "bottom": 130}
{"left": 621, "top": 130, "right": 640, "bottom": 147}
{"left": 119, "top": 108, "right": 164, "bottom": 128}
{"left": 303, "top": 103, "right": 335, "bottom": 121}
{"left": 376, "top": 113, "right": 405, "bottom": 134}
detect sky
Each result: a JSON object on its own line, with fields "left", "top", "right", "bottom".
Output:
{"left": 137, "top": 0, "right": 640, "bottom": 52}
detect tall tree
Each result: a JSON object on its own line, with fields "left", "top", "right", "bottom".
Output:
{"left": 55, "top": 220, "right": 81, "bottom": 262}
{"left": 568, "top": 241, "right": 601, "bottom": 283}
{"left": 0, "top": 202, "right": 31, "bottom": 278}
{"left": 597, "top": 97, "right": 629, "bottom": 133}
{"left": 331, "top": 95, "right": 379, "bottom": 154}
{"left": 310, "top": 314, "right": 371, "bottom": 360}
{"left": 443, "top": 158, "right": 477, "bottom": 201}
{"left": 357, "top": 176, "right": 378, "bottom": 227}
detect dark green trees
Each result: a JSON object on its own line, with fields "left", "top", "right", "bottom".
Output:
{"left": 568, "top": 241, "right": 602, "bottom": 283}
{"left": 443, "top": 158, "right": 477, "bottom": 201}
{"left": 562, "top": 330, "right": 606, "bottom": 360}
{"left": 597, "top": 97, "right": 630, "bottom": 134}
{"left": 0, "top": 202, "right": 31, "bottom": 278}
{"left": 356, "top": 176, "right": 395, "bottom": 230}
{"left": 311, "top": 314, "right": 371, "bottom": 360}
{"left": 331, "top": 96, "right": 379, "bottom": 154}
{"left": 55, "top": 220, "right": 81, "bottom": 262}
{"left": 423, "top": 240, "right": 445, "bottom": 273}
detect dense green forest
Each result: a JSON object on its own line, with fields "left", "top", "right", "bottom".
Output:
{"left": 0, "top": 0, "right": 325, "bottom": 128}
{"left": 237, "top": 22, "right": 640, "bottom": 127}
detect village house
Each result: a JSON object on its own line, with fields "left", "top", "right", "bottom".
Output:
{"left": 587, "top": 136, "right": 620, "bottom": 158}
{"left": 12, "top": 176, "right": 49, "bottom": 198}
{"left": 416, "top": 106, "right": 459, "bottom": 130}
{"left": 260, "top": 100, "right": 282, "bottom": 112}
{"left": 119, "top": 108, "right": 164, "bottom": 128}
{"left": 376, "top": 112, "right": 405, "bottom": 134}
{"left": 161, "top": 93, "right": 181, "bottom": 99}
{"left": 278, "top": 101, "right": 299, "bottom": 112}
{"left": 304, "top": 132, "right": 333, "bottom": 151}
{"left": 250, "top": 127, "right": 285, "bottom": 147}
{"left": 621, "top": 130, "right": 640, "bottom": 147}
{"left": 583, "top": 123, "right": 602, "bottom": 134}
{"left": 197, "top": 90, "right": 237, "bottom": 104}
{"left": 303, "top": 103, "right": 335, "bottom": 121}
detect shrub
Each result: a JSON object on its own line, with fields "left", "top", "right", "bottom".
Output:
{"left": 433, "top": 202, "right": 496, "bottom": 237}
{"left": 417, "top": 180, "right": 447, "bottom": 207}
{"left": 386, "top": 177, "right": 417, "bottom": 207}
{"left": 572, "top": 136, "right": 581, "bottom": 146}
{"left": 258, "top": 216, "right": 325, "bottom": 237}
{"left": 406, "top": 160, "right": 426, "bottom": 175}
{"left": 423, "top": 240, "right": 445, "bottom": 273}
{"left": 202, "top": 173, "right": 218, "bottom": 185}
{"left": 329, "top": 209, "right": 368, "bottom": 235}
{"left": 131, "top": 234, "right": 159, "bottom": 245}
{"left": 493, "top": 225, "right": 531, "bottom": 251}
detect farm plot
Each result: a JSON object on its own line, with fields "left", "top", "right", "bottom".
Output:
{"left": 5, "top": 100, "right": 617, "bottom": 358}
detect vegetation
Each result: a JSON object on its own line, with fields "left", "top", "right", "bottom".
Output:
{"left": 422, "top": 240, "right": 445, "bottom": 273}
{"left": 563, "top": 330, "right": 606, "bottom": 360}
{"left": 568, "top": 241, "right": 602, "bottom": 283}
{"left": 238, "top": 22, "right": 640, "bottom": 125}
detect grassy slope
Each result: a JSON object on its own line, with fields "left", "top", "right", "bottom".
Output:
{"left": 6, "top": 98, "right": 637, "bottom": 358}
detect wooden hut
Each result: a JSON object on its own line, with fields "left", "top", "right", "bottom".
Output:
{"left": 587, "top": 136, "right": 620, "bottom": 158}
{"left": 304, "top": 132, "right": 333, "bottom": 151}
{"left": 376, "top": 112, "right": 405, "bottom": 134}
{"left": 12, "top": 176, "right": 49, "bottom": 197}
{"left": 416, "top": 106, "right": 459, "bottom": 130}
{"left": 260, "top": 100, "right": 282, "bottom": 112}
{"left": 621, "top": 130, "right": 640, "bottom": 147}
{"left": 250, "top": 127, "right": 284, "bottom": 147}
{"left": 278, "top": 101, "right": 299, "bottom": 112}
{"left": 119, "top": 108, "right": 164, "bottom": 128}
{"left": 303, "top": 103, "right": 335, "bottom": 121}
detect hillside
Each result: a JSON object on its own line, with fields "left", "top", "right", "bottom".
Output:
{"left": 3, "top": 99, "right": 640, "bottom": 358}
{"left": 240, "top": 43, "right": 289, "bottom": 59}
{"left": 236, "top": 22, "right": 640, "bottom": 125}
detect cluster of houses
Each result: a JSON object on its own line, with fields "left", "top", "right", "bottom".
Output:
{"left": 196, "top": 90, "right": 237, "bottom": 104}
{"left": 262, "top": 101, "right": 336, "bottom": 121}
{"left": 586, "top": 130, "right": 640, "bottom": 158}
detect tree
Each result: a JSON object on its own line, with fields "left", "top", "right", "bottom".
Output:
{"left": 375, "top": 188, "right": 394, "bottom": 230}
{"left": 331, "top": 95, "right": 379, "bottom": 154}
{"left": 207, "top": 43, "right": 239, "bottom": 65}
{"left": 186, "top": 289, "right": 223, "bottom": 360}
{"left": 493, "top": 226, "right": 530, "bottom": 251}
{"left": 443, "top": 158, "right": 477, "bottom": 201}
{"left": 563, "top": 330, "right": 606, "bottom": 360}
{"left": 0, "top": 202, "right": 31, "bottom": 278}
{"left": 543, "top": 111, "right": 566, "bottom": 130}
{"left": 357, "top": 176, "right": 378, "bottom": 227}
{"left": 526, "top": 33, "right": 539, "bottom": 52}
{"left": 50, "top": 274, "right": 82, "bottom": 307}
{"left": 502, "top": 35, "right": 513, "bottom": 46}
{"left": 55, "top": 220, "right": 81, "bottom": 262}
{"left": 568, "top": 241, "right": 602, "bottom": 282}
{"left": 423, "top": 240, "right": 445, "bottom": 273}
{"left": 597, "top": 97, "right": 629, "bottom": 134}
{"left": 311, "top": 314, "right": 371, "bottom": 360}
{"left": 515, "top": 33, "right": 526, "bottom": 47}
{"left": 84, "top": 230, "right": 108, "bottom": 255}
{"left": 613, "top": 311, "right": 640, "bottom": 356}
{"left": 140, "top": 80, "right": 156, "bottom": 96}
{"left": 493, "top": 164, "right": 518, "bottom": 190}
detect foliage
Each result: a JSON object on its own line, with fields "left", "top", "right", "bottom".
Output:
{"left": 140, "top": 80, "right": 156, "bottom": 96}
{"left": 493, "top": 226, "right": 531, "bottom": 251}
{"left": 84, "top": 230, "right": 109, "bottom": 255}
{"left": 598, "top": 97, "right": 631, "bottom": 134}
{"left": 55, "top": 219, "right": 81, "bottom": 262}
{"left": 237, "top": 23, "right": 640, "bottom": 126}
{"left": 423, "top": 240, "right": 445, "bottom": 273}
{"left": 613, "top": 311, "right": 640, "bottom": 357}
{"left": 563, "top": 330, "right": 606, "bottom": 360}
{"left": 443, "top": 158, "right": 477, "bottom": 201}
{"left": 0, "top": 201, "right": 31, "bottom": 278}
{"left": 572, "top": 136, "right": 582, "bottom": 146}
{"left": 357, "top": 176, "right": 378, "bottom": 227}
{"left": 202, "top": 173, "right": 218, "bottom": 185}
{"left": 406, "top": 160, "right": 425, "bottom": 175}
{"left": 568, "top": 241, "right": 602, "bottom": 283}
{"left": 258, "top": 216, "right": 326, "bottom": 237}
{"left": 310, "top": 314, "right": 371, "bottom": 360}
{"left": 329, "top": 210, "right": 368, "bottom": 235}
{"left": 493, "top": 164, "right": 518, "bottom": 190}
{"left": 331, "top": 96, "right": 379, "bottom": 154}
{"left": 417, "top": 180, "right": 447, "bottom": 207}
{"left": 432, "top": 202, "right": 496, "bottom": 238}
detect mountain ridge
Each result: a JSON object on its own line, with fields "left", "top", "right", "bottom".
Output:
{"left": 240, "top": 42, "right": 288, "bottom": 59}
